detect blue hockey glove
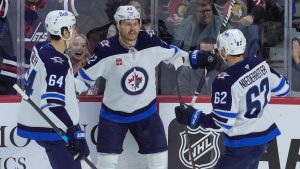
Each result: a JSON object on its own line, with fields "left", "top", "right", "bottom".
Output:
{"left": 175, "top": 104, "right": 203, "bottom": 128}
{"left": 189, "top": 50, "right": 218, "bottom": 71}
{"left": 66, "top": 124, "right": 90, "bottom": 160}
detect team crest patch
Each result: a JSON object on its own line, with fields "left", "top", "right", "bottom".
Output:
{"left": 179, "top": 127, "right": 220, "bottom": 169}
{"left": 121, "top": 67, "right": 148, "bottom": 95}
{"left": 50, "top": 56, "right": 64, "bottom": 64}
{"left": 217, "top": 72, "right": 230, "bottom": 79}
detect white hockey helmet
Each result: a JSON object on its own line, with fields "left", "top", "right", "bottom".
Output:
{"left": 45, "top": 10, "right": 76, "bottom": 37}
{"left": 114, "top": 5, "right": 140, "bottom": 24}
{"left": 217, "top": 29, "right": 246, "bottom": 55}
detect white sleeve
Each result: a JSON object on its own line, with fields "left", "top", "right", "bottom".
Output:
{"left": 269, "top": 68, "right": 290, "bottom": 97}
{"left": 161, "top": 46, "right": 190, "bottom": 70}
{"left": 74, "top": 77, "right": 89, "bottom": 94}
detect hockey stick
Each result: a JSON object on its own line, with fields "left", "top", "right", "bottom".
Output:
{"left": 13, "top": 84, "right": 98, "bottom": 169}
{"left": 173, "top": 53, "right": 196, "bottom": 168}
{"left": 219, "top": 0, "right": 236, "bottom": 34}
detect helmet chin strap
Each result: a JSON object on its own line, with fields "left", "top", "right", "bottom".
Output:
{"left": 219, "top": 48, "right": 228, "bottom": 65}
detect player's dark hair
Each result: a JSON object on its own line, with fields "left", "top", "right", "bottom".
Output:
{"left": 50, "top": 27, "right": 68, "bottom": 40}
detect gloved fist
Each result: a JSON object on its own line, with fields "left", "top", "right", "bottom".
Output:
{"left": 175, "top": 104, "right": 203, "bottom": 128}
{"left": 189, "top": 50, "right": 218, "bottom": 71}
{"left": 66, "top": 124, "right": 90, "bottom": 160}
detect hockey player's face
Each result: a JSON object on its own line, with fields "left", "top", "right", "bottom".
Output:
{"left": 119, "top": 19, "right": 141, "bottom": 42}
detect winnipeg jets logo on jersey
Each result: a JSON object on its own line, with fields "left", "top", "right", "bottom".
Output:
{"left": 121, "top": 67, "right": 148, "bottom": 95}
{"left": 50, "top": 56, "right": 64, "bottom": 64}
{"left": 217, "top": 72, "right": 230, "bottom": 79}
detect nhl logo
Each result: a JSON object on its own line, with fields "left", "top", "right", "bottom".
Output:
{"left": 179, "top": 126, "right": 220, "bottom": 169}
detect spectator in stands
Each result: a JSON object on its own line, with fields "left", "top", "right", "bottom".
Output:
{"left": 292, "top": 38, "right": 300, "bottom": 93}
{"left": 67, "top": 34, "right": 90, "bottom": 74}
{"left": 164, "top": 0, "right": 186, "bottom": 36}
{"left": 67, "top": 34, "right": 98, "bottom": 95}
{"left": 159, "top": 0, "right": 226, "bottom": 95}
{"left": 171, "top": 0, "right": 226, "bottom": 51}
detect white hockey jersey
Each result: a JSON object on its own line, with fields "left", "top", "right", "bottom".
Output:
{"left": 204, "top": 56, "right": 289, "bottom": 147}
{"left": 17, "top": 43, "right": 80, "bottom": 141}
{"left": 76, "top": 30, "right": 187, "bottom": 123}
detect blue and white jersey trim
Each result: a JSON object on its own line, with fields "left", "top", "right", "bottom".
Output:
{"left": 213, "top": 109, "right": 238, "bottom": 118}
{"left": 41, "top": 92, "right": 65, "bottom": 101}
{"left": 277, "top": 86, "right": 290, "bottom": 96}
{"left": 17, "top": 127, "right": 62, "bottom": 141}
{"left": 41, "top": 103, "right": 63, "bottom": 110}
{"left": 79, "top": 69, "right": 93, "bottom": 81}
{"left": 224, "top": 124, "right": 280, "bottom": 147}
{"left": 100, "top": 101, "right": 157, "bottom": 123}
{"left": 271, "top": 76, "right": 290, "bottom": 96}
{"left": 215, "top": 120, "right": 233, "bottom": 130}
{"left": 170, "top": 45, "right": 179, "bottom": 56}
{"left": 272, "top": 77, "right": 286, "bottom": 92}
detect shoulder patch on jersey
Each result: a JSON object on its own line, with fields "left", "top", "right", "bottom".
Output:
{"left": 217, "top": 72, "right": 230, "bottom": 79}
{"left": 245, "top": 64, "right": 250, "bottom": 69}
{"left": 99, "top": 40, "right": 110, "bottom": 47}
{"left": 50, "top": 56, "right": 64, "bottom": 64}
{"left": 146, "top": 30, "right": 156, "bottom": 38}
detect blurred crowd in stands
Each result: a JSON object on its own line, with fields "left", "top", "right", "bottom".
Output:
{"left": 0, "top": 0, "right": 299, "bottom": 96}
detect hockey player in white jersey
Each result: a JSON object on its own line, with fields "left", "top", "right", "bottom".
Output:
{"left": 17, "top": 10, "right": 90, "bottom": 169}
{"left": 175, "top": 29, "right": 290, "bottom": 169}
{"left": 75, "top": 5, "right": 217, "bottom": 169}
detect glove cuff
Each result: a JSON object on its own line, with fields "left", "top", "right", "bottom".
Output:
{"left": 189, "top": 110, "right": 202, "bottom": 128}
{"left": 67, "top": 124, "right": 86, "bottom": 140}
